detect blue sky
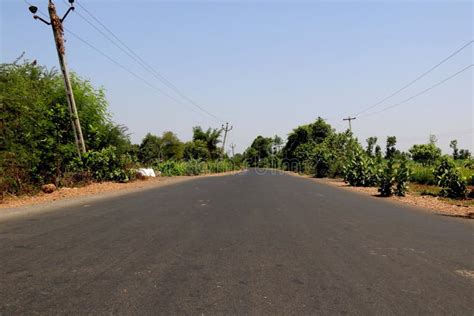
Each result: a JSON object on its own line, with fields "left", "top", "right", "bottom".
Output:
{"left": 1, "top": 0, "right": 473, "bottom": 154}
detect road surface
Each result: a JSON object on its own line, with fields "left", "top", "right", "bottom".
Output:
{"left": 0, "top": 169, "right": 473, "bottom": 314}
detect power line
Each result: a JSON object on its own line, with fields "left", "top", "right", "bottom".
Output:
{"left": 63, "top": 27, "right": 209, "bottom": 119}
{"left": 69, "top": 0, "right": 224, "bottom": 122}
{"left": 360, "top": 64, "right": 473, "bottom": 118}
{"left": 353, "top": 40, "right": 473, "bottom": 117}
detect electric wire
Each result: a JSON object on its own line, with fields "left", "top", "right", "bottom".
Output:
{"left": 70, "top": 0, "right": 224, "bottom": 122}
{"left": 353, "top": 40, "right": 473, "bottom": 117}
{"left": 360, "top": 64, "right": 473, "bottom": 118}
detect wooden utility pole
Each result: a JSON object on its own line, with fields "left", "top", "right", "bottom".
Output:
{"left": 221, "top": 122, "right": 233, "bottom": 156}
{"left": 29, "top": 0, "right": 86, "bottom": 156}
{"left": 343, "top": 116, "right": 356, "bottom": 131}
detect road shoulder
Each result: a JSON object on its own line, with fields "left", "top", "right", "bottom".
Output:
{"left": 284, "top": 171, "right": 474, "bottom": 219}
{"left": 0, "top": 171, "right": 242, "bottom": 221}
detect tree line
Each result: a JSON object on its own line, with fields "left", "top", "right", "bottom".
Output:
{"left": 243, "top": 118, "right": 473, "bottom": 199}
{"left": 0, "top": 61, "right": 240, "bottom": 198}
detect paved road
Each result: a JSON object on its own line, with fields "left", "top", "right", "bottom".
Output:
{"left": 0, "top": 169, "right": 473, "bottom": 314}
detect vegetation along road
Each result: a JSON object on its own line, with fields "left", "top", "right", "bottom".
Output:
{"left": 1, "top": 169, "right": 473, "bottom": 314}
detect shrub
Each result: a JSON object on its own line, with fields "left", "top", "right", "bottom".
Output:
{"left": 311, "top": 146, "right": 330, "bottom": 178}
{"left": 379, "top": 159, "right": 395, "bottom": 197}
{"left": 434, "top": 157, "right": 468, "bottom": 199}
{"left": 72, "top": 146, "right": 135, "bottom": 183}
{"left": 408, "top": 143, "right": 441, "bottom": 166}
{"left": 394, "top": 158, "right": 410, "bottom": 196}
{"left": 343, "top": 148, "right": 380, "bottom": 187}
{"left": 409, "top": 163, "right": 436, "bottom": 185}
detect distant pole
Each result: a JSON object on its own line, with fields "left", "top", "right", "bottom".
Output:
{"left": 343, "top": 116, "right": 356, "bottom": 131}
{"left": 230, "top": 143, "right": 236, "bottom": 157}
{"left": 28, "top": 0, "right": 86, "bottom": 156}
{"left": 221, "top": 122, "right": 233, "bottom": 156}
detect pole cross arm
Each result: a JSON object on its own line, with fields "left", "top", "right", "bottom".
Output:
{"left": 61, "top": 6, "right": 75, "bottom": 22}
{"left": 33, "top": 15, "right": 51, "bottom": 25}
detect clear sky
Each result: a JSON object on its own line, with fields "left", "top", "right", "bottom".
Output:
{"left": 1, "top": 0, "right": 473, "bottom": 155}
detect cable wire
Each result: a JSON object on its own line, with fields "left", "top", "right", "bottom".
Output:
{"left": 353, "top": 40, "right": 473, "bottom": 117}
{"left": 63, "top": 27, "right": 210, "bottom": 119}
{"left": 70, "top": 0, "right": 224, "bottom": 122}
{"left": 360, "top": 64, "right": 473, "bottom": 118}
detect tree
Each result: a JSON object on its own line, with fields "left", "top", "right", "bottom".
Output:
{"left": 183, "top": 140, "right": 209, "bottom": 161}
{"left": 366, "top": 137, "right": 378, "bottom": 157}
{"left": 450, "top": 139, "right": 471, "bottom": 160}
{"left": 450, "top": 140, "right": 459, "bottom": 159}
{"left": 1, "top": 60, "right": 130, "bottom": 194}
{"left": 272, "top": 135, "right": 283, "bottom": 154}
{"left": 409, "top": 143, "right": 441, "bottom": 166}
{"left": 244, "top": 136, "right": 273, "bottom": 167}
{"left": 283, "top": 125, "right": 312, "bottom": 161}
{"left": 192, "top": 126, "right": 222, "bottom": 160}
{"left": 160, "top": 131, "right": 184, "bottom": 160}
{"left": 309, "top": 117, "right": 333, "bottom": 144}
{"left": 374, "top": 145, "right": 382, "bottom": 161}
{"left": 385, "top": 136, "right": 397, "bottom": 160}
{"left": 138, "top": 133, "right": 162, "bottom": 164}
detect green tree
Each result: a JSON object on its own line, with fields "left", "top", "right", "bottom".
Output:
{"left": 366, "top": 137, "right": 378, "bottom": 157}
{"left": 409, "top": 143, "right": 441, "bottom": 166}
{"left": 309, "top": 117, "right": 333, "bottom": 144}
{"left": 138, "top": 133, "right": 162, "bottom": 164}
{"left": 244, "top": 136, "right": 273, "bottom": 167}
{"left": 160, "top": 131, "right": 184, "bottom": 160}
{"left": 1, "top": 61, "right": 130, "bottom": 194}
{"left": 192, "top": 126, "right": 222, "bottom": 160}
{"left": 385, "top": 136, "right": 397, "bottom": 160}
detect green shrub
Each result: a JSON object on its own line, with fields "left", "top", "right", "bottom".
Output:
{"left": 434, "top": 157, "right": 468, "bottom": 199}
{"left": 311, "top": 146, "right": 330, "bottom": 178}
{"left": 409, "top": 164, "right": 436, "bottom": 185}
{"left": 72, "top": 146, "right": 135, "bottom": 183}
{"left": 379, "top": 160, "right": 395, "bottom": 196}
{"left": 343, "top": 149, "right": 380, "bottom": 187}
{"left": 394, "top": 158, "right": 410, "bottom": 196}
{"left": 408, "top": 143, "right": 441, "bottom": 166}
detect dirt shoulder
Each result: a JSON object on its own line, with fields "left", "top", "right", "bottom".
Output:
{"left": 0, "top": 171, "right": 242, "bottom": 212}
{"left": 286, "top": 172, "right": 474, "bottom": 219}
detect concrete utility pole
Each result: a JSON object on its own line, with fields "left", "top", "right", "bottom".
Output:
{"left": 221, "top": 122, "right": 233, "bottom": 156}
{"left": 343, "top": 116, "right": 356, "bottom": 131}
{"left": 230, "top": 143, "right": 236, "bottom": 157}
{"left": 28, "top": 0, "right": 86, "bottom": 156}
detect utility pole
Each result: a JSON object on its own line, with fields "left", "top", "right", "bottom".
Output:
{"left": 221, "top": 122, "right": 233, "bottom": 156}
{"left": 230, "top": 143, "right": 236, "bottom": 157}
{"left": 28, "top": 0, "right": 86, "bottom": 156}
{"left": 343, "top": 116, "right": 356, "bottom": 131}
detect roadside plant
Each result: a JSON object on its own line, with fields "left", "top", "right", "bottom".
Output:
{"left": 343, "top": 148, "right": 379, "bottom": 187}
{"left": 394, "top": 158, "right": 410, "bottom": 196}
{"left": 378, "top": 159, "right": 395, "bottom": 197}
{"left": 72, "top": 146, "right": 135, "bottom": 183}
{"left": 311, "top": 146, "right": 330, "bottom": 178}
{"left": 434, "top": 156, "right": 468, "bottom": 199}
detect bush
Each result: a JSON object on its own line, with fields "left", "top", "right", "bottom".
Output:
{"left": 311, "top": 146, "right": 330, "bottom": 178}
{"left": 394, "top": 158, "right": 410, "bottom": 196}
{"left": 379, "top": 160, "right": 395, "bottom": 197}
{"left": 408, "top": 143, "right": 441, "bottom": 166}
{"left": 378, "top": 158, "right": 410, "bottom": 197}
{"left": 434, "top": 157, "right": 468, "bottom": 199}
{"left": 72, "top": 146, "right": 136, "bottom": 183}
{"left": 343, "top": 148, "right": 380, "bottom": 187}
{"left": 409, "top": 163, "right": 436, "bottom": 185}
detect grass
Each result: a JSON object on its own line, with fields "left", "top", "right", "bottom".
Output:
{"left": 408, "top": 182, "right": 474, "bottom": 207}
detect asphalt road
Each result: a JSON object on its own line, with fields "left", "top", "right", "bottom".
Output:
{"left": 1, "top": 169, "right": 473, "bottom": 315}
